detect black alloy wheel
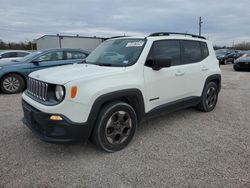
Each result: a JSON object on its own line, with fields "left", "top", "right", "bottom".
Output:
{"left": 91, "top": 102, "right": 137, "bottom": 152}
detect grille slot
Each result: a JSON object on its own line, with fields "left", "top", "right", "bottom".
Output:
{"left": 27, "top": 78, "right": 48, "bottom": 102}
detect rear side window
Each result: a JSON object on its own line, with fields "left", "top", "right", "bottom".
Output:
{"left": 152, "top": 40, "right": 181, "bottom": 66}
{"left": 182, "top": 41, "right": 202, "bottom": 64}
{"left": 66, "top": 51, "right": 87, "bottom": 60}
{"left": 36, "top": 51, "right": 64, "bottom": 62}
{"left": 200, "top": 42, "right": 209, "bottom": 58}
{"left": 17, "top": 52, "right": 29, "bottom": 57}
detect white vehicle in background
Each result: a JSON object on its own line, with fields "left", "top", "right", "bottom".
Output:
{"left": 0, "top": 50, "right": 31, "bottom": 62}
{"left": 22, "top": 32, "right": 221, "bottom": 152}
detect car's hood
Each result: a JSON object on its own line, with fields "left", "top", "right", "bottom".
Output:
{"left": 235, "top": 56, "right": 250, "bottom": 63}
{"left": 216, "top": 53, "right": 225, "bottom": 58}
{"left": 29, "top": 63, "right": 126, "bottom": 85}
{"left": 0, "top": 59, "right": 22, "bottom": 67}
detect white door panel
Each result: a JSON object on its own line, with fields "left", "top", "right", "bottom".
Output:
{"left": 144, "top": 66, "right": 186, "bottom": 111}
{"left": 182, "top": 63, "right": 205, "bottom": 97}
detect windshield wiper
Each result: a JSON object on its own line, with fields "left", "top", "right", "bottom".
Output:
{"left": 90, "top": 63, "right": 113, "bottom": 67}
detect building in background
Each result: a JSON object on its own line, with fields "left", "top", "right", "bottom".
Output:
{"left": 36, "top": 34, "right": 105, "bottom": 51}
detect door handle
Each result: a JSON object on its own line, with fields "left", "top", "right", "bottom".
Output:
{"left": 175, "top": 71, "right": 185, "bottom": 76}
{"left": 202, "top": 66, "right": 209, "bottom": 71}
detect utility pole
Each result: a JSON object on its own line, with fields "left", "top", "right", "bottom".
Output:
{"left": 199, "top": 17, "right": 203, "bottom": 36}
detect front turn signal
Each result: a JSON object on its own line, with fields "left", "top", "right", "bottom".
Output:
{"left": 71, "top": 86, "right": 77, "bottom": 98}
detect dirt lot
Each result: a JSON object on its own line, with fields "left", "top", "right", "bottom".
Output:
{"left": 0, "top": 65, "right": 249, "bottom": 188}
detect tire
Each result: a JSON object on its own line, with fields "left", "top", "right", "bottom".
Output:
{"left": 197, "top": 82, "right": 218, "bottom": 112}
{"left": 233, "top": 65, "right": 240, "bottom": 71}
{"left": 0, "top": 74, "right": 25, "bottom": 94}
{"left": 91, "top": 101, "right": 137, "bottom": 152}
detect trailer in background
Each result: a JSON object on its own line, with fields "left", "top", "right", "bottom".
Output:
{"left": 36, "top": 34, "right": 105, "bottom": 51}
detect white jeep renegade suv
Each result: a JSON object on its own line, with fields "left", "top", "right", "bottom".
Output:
{"left": 22, "top": 32, "right": 221, "bottom": 152}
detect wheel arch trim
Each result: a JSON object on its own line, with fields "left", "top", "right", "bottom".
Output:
{"left": 204, "top": 74, "right": 221, "bottom": 93}
{"left": 85, "top": 88, "right": 145, "bottom": 139}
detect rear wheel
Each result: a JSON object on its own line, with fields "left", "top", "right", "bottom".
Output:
{"left": 91, "top": 102, "right": 137, "bottom": 152}
{"left": 197, "top": 82, "right": 218, "bottom": 112}
{"left": 0, "top": 74, "right": 25, "bottom": 94}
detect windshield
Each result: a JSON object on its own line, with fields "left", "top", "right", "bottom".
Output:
{"left": 242, "top": 51, "right": 250, "bottom": 57}
{"left": 18, "top": 51, "right": 43, "bottom": 62}
{"left": 85, "top": 38, "right": 146, "bottom": 66}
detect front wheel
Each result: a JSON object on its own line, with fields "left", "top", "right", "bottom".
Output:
{"left": 197, "top": 82, "right": 218, "bottom": 112}
{"left": 91, "top": 102, "right": 137, "bottom": 152}
{"left": 233, "top": 65, "right": 240, "bottom": 71}
{"left": 0, "top": 74, "right": 25, "bottom": 94}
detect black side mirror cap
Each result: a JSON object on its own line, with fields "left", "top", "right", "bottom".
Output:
{"left": 152, "top": 57, "right": 172, "bottom": 71}
{"left": 31, "top": 60, "right": 41, "bottom": 65}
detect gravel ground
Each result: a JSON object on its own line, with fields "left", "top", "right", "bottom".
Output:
{"left": 0, "top": 65, "right": 249, "bottom": 188}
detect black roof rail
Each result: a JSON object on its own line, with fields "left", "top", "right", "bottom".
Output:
{"left": 104, "top": 35, "right": 129, "bottom": 40}
{"left": 148, "top": 32, "right": 206, "bottom": 40}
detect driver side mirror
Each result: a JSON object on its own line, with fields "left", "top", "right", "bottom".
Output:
{"left": 31, "top": 60, "right": 42, "bottom": 65}
{"left": 152, "top": 57, "right": 172, "bottom": 71}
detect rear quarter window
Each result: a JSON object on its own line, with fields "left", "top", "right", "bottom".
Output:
{"left": 200, "top": 42, "right": 209, "bottom": 59}
{"left": 66, "top": 51, "right": 87, "bottom": 60}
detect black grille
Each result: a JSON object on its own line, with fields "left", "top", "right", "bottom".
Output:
{"left": 27, "top": 77, "right": 49, "bottom": 102}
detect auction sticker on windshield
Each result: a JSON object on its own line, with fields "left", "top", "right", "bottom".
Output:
{"left": 126, "top": 40, "right": 144, "bottom": 47}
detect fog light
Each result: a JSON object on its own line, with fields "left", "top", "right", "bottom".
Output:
{"left": 50, "top": 115, "right": 63, "bottom": 121}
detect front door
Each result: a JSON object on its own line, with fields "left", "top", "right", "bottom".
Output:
{"left": 143, "top": 40, "right": 186, "bottom": 111}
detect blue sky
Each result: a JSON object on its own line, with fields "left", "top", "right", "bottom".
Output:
{"left": 0, "top": 0, "right": 249, "bottom": 46}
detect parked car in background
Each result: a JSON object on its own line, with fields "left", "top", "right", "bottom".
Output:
{"left": 0, "top": 50, "right": 31, "bottom": 62}
{"left": 234, "top": 51, "right": 250, "bottom": 71}
{"left": 215, "top": 49, "right": 240, "bottom": 65}
{"left": 0, "top": 48, "right": 89, "bottom": 94}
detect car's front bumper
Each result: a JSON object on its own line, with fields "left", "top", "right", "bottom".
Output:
{"left": 234, "top": 62, "right": 250, "bottom": 69}
{"left": 22, "top": 100, "right": 92, "bottom": 143}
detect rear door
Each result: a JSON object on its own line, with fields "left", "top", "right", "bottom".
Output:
{"left": 181, "top": 40, "right": 208, "bottom": 97}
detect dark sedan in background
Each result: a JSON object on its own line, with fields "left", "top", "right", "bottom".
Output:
{"left": 0, "top": 48, "right": 89, "bottom": 94}
{"left": 215, "top": 49, "right": 240, "bottom": 65}
{"left": 234, "top": 51, "right": 250, "bottom": 71}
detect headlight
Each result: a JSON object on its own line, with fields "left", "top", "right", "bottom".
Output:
{"left": 55, "top": 85, "right": 65, "bottom": 101}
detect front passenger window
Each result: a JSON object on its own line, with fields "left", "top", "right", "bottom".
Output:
{"left": 152, "top": 40, "right": 181, "bottom": 66}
